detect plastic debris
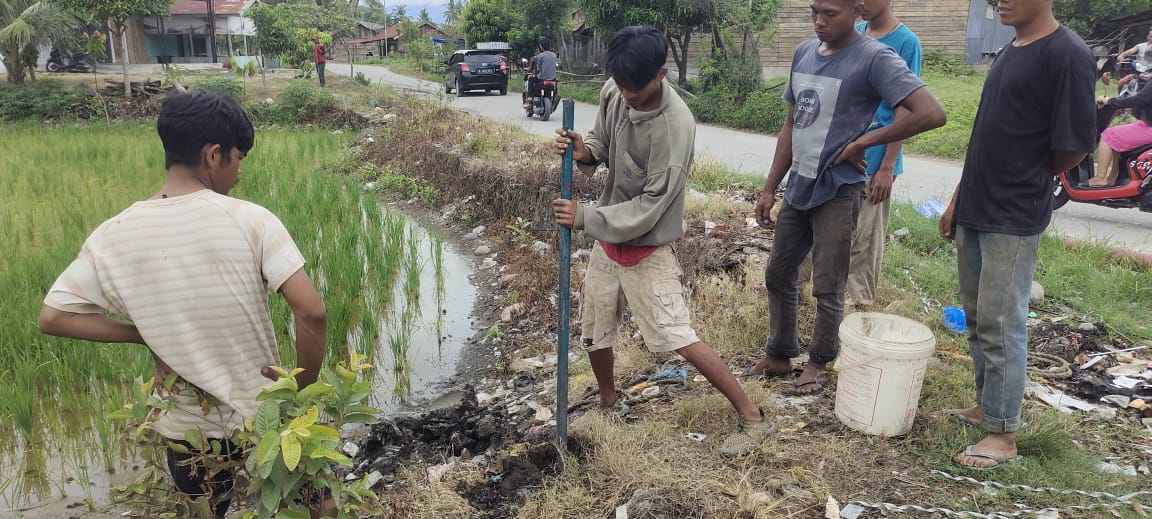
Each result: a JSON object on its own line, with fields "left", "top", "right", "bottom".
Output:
{"left": 685, "top": 432, "right": 707, "bottom": 442}
{"left": 943, "top": 307, "right": 967, "bottom": 333}
{"left": 825, "top": 495, "right": 841, "bottom": 518}
{"left": 840, "top": 503, "right": 866, "bottom": 519}
{"left": 914, "top": 198, "right": 946, "bottom": 218}
{"left": 427, "top": 461, "right": 456, "bottom": 483}
{"left": 1026, "top": 384, "right": 1100, "bottom": 413}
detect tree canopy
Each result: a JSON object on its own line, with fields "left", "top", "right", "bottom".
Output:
{"left": 1054, "top": 0, "right": 1151, "bottom": 40}
{"left": 0, "top": 0, "right": 80, "bottom": 84}
{"left": 460, "top": 0, "right": 567, "bottom": 58}
{"left": 576, "top": 0, "right": 778, "bottom": 88}
{"left": 247, "top": 2, "right": 350, "bottom": 67}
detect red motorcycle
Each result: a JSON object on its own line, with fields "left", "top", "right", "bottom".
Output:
{"left": 1055, "top": 103, "right": 1152, "bottom": 212}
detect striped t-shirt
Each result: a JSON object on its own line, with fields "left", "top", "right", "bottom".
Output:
{"left": 44, "top": 190, "right": 306, "bottom": 439}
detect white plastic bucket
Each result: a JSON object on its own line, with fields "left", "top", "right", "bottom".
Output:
{"left": 834, "top": 312, "right": 936, "bottom": 437}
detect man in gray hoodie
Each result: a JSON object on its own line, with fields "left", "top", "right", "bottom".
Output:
{"left": 552, "top": 26, "right": 773, "bottom": 457}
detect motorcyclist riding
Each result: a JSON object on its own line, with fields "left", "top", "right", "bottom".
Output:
{"left": 522, "top": 37, "right": 557, "bottom": 109}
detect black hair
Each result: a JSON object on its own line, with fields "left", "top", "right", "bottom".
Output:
{"left": 604, "top": 26, "right": 667, "bottom": 91}
{"left": 538, "top": 36, "right": 551, "bottom": 51}
{"left": 157, "top": 91, "right": 254, "bottom": 169}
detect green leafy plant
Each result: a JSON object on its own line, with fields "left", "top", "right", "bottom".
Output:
{"left": 278, "top": 79, "right": 337, "bottom": 122}
{"left": 233, "top": 59, "right": 259, "bottom": 94}
{"left": 161, "top": 65, "right": 190, "bottom": 88}
{"left": 190, "top": 75, "right": 244, "bottom": 98}
{"left": 108, "top": 354, "right": 381, "bottom": 519}
{"left": 504, "top": 216, "right": 532, "bottom": 248}
{"left": 0, "top": 78, "right": 79, "bottom": 121}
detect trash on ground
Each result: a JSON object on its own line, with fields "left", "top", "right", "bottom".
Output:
{"left": 1097, "top": 461, "right": 1139, "bottom": 476}
{"left": 1114, "top": 376, "right": 1144, "bottom": 389}
{"left": 824, "top": 495, "right": 841, "bottom": 519}
{"left": 840, "top": 503, "right": 866, "bottom": 519}
{"left": 943, "top": 307, "right": 967, "bottom": 333}
{"left": 914, "top": 198, "right": 946, "bottom": 218}
{"left": 1026, "top": 384, "right": 1100, "bottom": 413}
{"left": 685, "top": 432, "right": 707, "bottom": 442}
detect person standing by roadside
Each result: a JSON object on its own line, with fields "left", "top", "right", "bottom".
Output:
{"left": 38, "top": 92, "right": 329, "bottom": 516}
{"left": 845, "top": 0, "right": 922, "bottom": 307}
{"left": 744, "top": 0, "right": 945, "bottom": 396}
{"left": 940, "top": 0, "right": 1096, "bottom": 470}
{"left": 312, "top": 35, "right": 327, "bottom": 87}
{"left": 552, "top": 25, "right": 775, "bottom": 457}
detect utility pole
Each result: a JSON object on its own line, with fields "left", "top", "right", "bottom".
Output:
{"left": 382, "top": 0, "right": 388, "bottom": 58}
{"left": 206, "top": 0, "right": 218, "bottom": 63}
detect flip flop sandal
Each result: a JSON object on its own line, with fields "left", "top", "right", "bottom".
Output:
{"left": 739, "top": 366, "right": 799, "bottom": 380}
{"left": 952, "top": 445, "right": 1023, "bottom": 472}
{"left": 786, "top": 377, "right": 826, "bottom": 396}
{"left": 944, "top": 409, "right": 981, "bottom": 428}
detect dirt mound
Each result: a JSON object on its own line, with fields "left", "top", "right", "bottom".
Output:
{"left": 455, "top": 443, "right": 562, "bottom": 518}
{"left": 351, "top": 387, "right": 512, "bottom": 486}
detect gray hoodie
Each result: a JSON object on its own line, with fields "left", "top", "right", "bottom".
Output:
{"left": 575, "top": 79, "right": 694, "bottom": 246}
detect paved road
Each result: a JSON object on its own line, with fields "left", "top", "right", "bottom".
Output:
{"left": 333, "top": 63, "right": 1152, "bottom": 253}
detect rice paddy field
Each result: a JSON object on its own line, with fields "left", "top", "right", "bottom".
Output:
{"left": 0, "top": 123, "right": 470, "bottom": 511}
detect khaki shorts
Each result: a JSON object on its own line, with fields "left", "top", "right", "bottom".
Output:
{"left": 579, "top": 243, "right": 701, "bottom": 353}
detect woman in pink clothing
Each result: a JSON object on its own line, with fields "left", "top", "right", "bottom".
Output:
{"left": 1092, "top": 81, "right": 1152, "bottom": 187}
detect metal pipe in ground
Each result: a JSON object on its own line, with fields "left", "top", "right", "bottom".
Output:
{"left": 556, "top": 100, "right": 575, "bottom": 447}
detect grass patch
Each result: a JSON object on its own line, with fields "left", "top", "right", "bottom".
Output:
{"left": 689, "top": 158, "right": 764, "bottom": 192}
{"left": 355, "top": 56, "right": 442, "bottom": 83}
{"left": 902, "top": 71, "right": 987, "bottom": 160}
{"left": 882, "top": 203, "right": 1152, "bottom": 340}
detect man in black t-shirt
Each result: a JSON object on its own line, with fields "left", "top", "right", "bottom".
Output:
{"left": 939, "top": 0, "right": 1096, "bottom": 471}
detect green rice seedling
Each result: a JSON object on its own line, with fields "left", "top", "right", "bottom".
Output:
{"left": 387, "top": 324, "right": 413, "bottom": 399}
{"left": 403, "top": 225, "right": 424, "bottom": 313}
{"left": 430, "top": 233, "right": 446, "bottom": 351}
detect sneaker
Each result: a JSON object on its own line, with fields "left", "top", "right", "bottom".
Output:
{"left": 718, "top": 409, "right": 777, "bottom": 457}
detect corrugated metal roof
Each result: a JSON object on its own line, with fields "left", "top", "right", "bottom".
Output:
{"left": 169, "top": 0, "right": 252, "bottom": 16}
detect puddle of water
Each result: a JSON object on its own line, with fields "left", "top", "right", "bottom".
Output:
{"left": 363, "top": 218, "right": 477, "bottom": 412}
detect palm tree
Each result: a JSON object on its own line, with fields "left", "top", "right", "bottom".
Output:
{"left": 389, "top": 3, "right": 406, "bottom": 24}
{"left": 0, "top": 0, "right": 79, "bottom": 84}
{"left": 443, "top": 0, "right": 465, "bottom": 26}
{"left": 418, "top": 7, "right": 430, "bottom": 23}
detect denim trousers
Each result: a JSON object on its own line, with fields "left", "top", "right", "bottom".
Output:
{"left": 956, "top": 225, "right": 1041, "bottom": 433}
{"left": 764, "top": 182, "right": 864, "bottom": 364}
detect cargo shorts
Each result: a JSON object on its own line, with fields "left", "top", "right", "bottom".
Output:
{"left": 579, "top": 243, "right": 701, "bottom": 353}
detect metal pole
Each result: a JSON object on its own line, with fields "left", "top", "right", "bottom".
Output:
{"left": 207, "top": 0, "right": 218, "bottom": 63}
{"left": 556, "top": 100, "right": 575, "bottom": 446}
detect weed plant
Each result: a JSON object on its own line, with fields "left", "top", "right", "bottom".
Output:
{"left": 189, "top": 74, "right": 244, "bottom": 98}
{"left": 0, "top": 79, "right": 84, "bottom": 121}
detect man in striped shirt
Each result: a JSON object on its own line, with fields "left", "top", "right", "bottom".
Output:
{"left": 39, "top": 92, "right": 327, "bottom": 517}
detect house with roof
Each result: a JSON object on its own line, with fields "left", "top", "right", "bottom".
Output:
{"left": 118, "top": 0, "right": 257, "bottom": 65}
{"left": 340, "top": 20, "right": 452, "bottom": 61}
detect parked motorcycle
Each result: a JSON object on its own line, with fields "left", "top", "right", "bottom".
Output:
{"left": 524, "top": 74, "right": 560, "bottom": 122}
{"left": 1055, "top": 103, "right": 1152, "bottom": 212}
{"left": 47, "top": 49, "right": 95, "bottom": 73}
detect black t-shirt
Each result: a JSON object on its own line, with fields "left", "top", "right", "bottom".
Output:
{"left": 956, "top": 27, "right": 1097, "bottom": 236}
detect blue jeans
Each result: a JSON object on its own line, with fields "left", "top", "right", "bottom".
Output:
{"left": 764, "top": 183, "right": 864, "bottom": 364}
{"left": 956, "top": 225, "right": 1041, "bottom": 434}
